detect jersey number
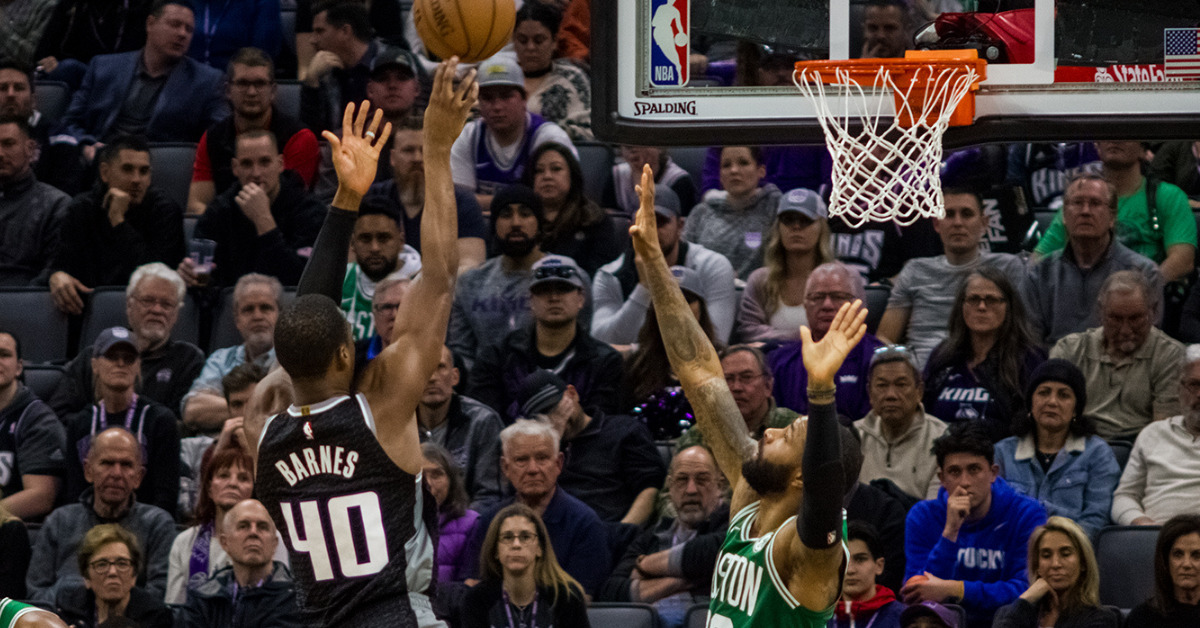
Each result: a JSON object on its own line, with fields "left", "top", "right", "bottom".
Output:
{"left": 280, "top": 491, "right": 390, "bottom": 581}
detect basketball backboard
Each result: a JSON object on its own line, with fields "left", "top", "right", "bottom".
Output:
{"left": 592, "top": 0, "right": 1200, "bottom": 146}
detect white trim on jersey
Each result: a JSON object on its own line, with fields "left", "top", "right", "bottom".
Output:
{"left": 354, "top": 393, "right": 377, "bottom": 435}
{"left": 286, "top": 395, "right": 353, "bottom": 417}
{"left": 258, "top": 412, "right": 277, "bottom": 450}
{"left": 733, "top": 501, "right": 760, "bottom": 543}
{"left": 0, "top": 598, "right": 36, "bottom": 628}
{"left": 765, "top": 515, "right": 802, "bottom": 609}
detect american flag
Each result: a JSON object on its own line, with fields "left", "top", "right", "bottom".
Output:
{"left": 1164, "top": 28, "right": 1200, "bottom": 80}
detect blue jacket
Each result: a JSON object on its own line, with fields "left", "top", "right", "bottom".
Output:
{"left": 995, "top": 433, "right": 1120, "bottom": 539}
{"left": 187, "top": 0, "right": 282, "bottom": 71}
{"left": 56, "top": 50, "right": 227, "bottom": 144}
{"left": 905, "top": 477, "right": 1047, "bottom": 627}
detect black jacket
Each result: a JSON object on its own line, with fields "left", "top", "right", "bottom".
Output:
{"left": 993, "top": 599, "right": 1119, "bottom": 628}
{"left": 203, "top": 108, "right": 311, "bottom": 194}
{"left": 195, "top": 169, "right": 325, "bottom": 287}
{"left": 50, "top": 339, "right": 205, "bottom": 420}
{"left": 846, "top": 481, "right": 909, "bottom": 594}
{"left": 179, "top": 562, "right": 301, "bottom": 628}
{"left": 420, "top": 394, "right": 506, "bottom": 512}
{"left": 460, "top": 581, "right": 590, "bottom": 628}
{"left": 55, "top": 584, "right": 173, "bottom": 628}
{"left": 51, "top": 184, "right": 185, "bottom": 287}
{"left": 600, "top": 506, "right": 730, "bottom": 602}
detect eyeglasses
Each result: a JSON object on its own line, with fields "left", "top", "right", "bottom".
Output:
{"left": 669, "top": 473, "right": 715, "bottom": 490}
{"left": 231, "top": 79, "right": 273, "bottom": 91}
{"left": 805, "top": 291, "right": 855, "bottom": 305}
{"left": 724, "top": 371, "right": 764, "bottom": 386}
{"left": 499, "top": 531, "right": 538, "bottom": 545}
{"left": 89, "top": 558, "right": 134, "bottom": 573}
{"left": 964, "top": 295, "right": 1007, "bottom": 308}
{"left": 372, "top": 302, "right": 401, "bottom": 314}
{"left": 130, "top": 295, "right": 179, "bottom": 310}
{"left": 533, "top": 265, "right": 580, "bottom": 282}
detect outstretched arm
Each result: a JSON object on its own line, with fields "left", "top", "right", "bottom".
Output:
{"left": 360, "top": 60, "right": 478, "bottom": 471}
{"left": 629, "top": 165, "right": 754, "bottom": 488}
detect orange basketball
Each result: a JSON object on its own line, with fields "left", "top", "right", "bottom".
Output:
{"left": 905, "top": 574, "right": 929, "bottom": 588}
{"left": 412, "top": 0, "right": 516, "bottom": 64}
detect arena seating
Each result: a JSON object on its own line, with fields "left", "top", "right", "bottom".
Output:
{"left": 0, "top": 288, "right": 70, "bottom": 363}
{"left": 587, "top": 602, "right": 659, "bottom": 628}
{"left": 1096, "top": 525, "right": 1160, "bottom": 610}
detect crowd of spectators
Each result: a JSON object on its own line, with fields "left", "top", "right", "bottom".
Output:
{"left": 1, "top": 0, "right": 1200, "bottom": 627}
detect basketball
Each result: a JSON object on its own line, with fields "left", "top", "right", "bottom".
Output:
{"left": 412, "top": 0, "right": 516, "bottom": 64}
{"left": 675, "top": 33, "right": 688, "bottom": 47}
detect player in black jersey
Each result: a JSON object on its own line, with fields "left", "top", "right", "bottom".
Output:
{"left": 243, "top": 59, "right": 478, "bottom": 628}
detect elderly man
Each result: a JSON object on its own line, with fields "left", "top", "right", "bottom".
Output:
{"left": 180, "top": 499, "right": 300, "bottom": 628}
{"left": 48, "top": 135, "right": 186, "bottom": 315}
{"left": 470, "top": 255, "right": 620, "bottom": 420}
{"left": 26, "top": 427, "right": 175, "bottom": 603}
{"left": 0, "top": 116, "right": 70, "bottom": 286}
{"left": 49, "top": 263, "right": 205, "bottom": 419}
{"left": 515, "top": 369, "right": 666, "bottom": 525}
{"left": 600, "top": 446, "right": 728, "bottom": 625}
{"left": 417, "top": 345, "right": 504, "bottom": 511}
{"left": 592, "top": 185, "right": 737, "bottom": 346}
{"left": 0, "top": 329, "right": 64, "bottom": 521}
{"left": 463, "top": 419, "right": 611, "bottom": 596}
{"left": 877, "top": 189, "right": 1027, "bottom": 366}
{"left": 855, "top": 346, "right": 948, "bottom": 501}
{"left": 1023, "top": 172, "right": 1162, "bottom": 345}
{"left": 1111, "top": 346, "right": 1200, "bottom": 526}
{"left": 182, "top": 273, "right": 280, "bottom": 433}
{"left": 769, "top": 261, "right": 884, "bottom": 421}
{"left": 1050, "top": 270, "right": 1185, "bottom": 441}
{"left": 676, "top": 345, "right": 798, "bottom": 450}
{"left": 181, "top": 130, "right": 325, "bottom": 288}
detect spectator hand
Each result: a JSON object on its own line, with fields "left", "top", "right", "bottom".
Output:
{"left": 423, "top": 58, "right": 478, "bottom": 152}
{"left": 49, "top": 271, "right": 91, "bottom": 315}
{"left": 1131, "top": 516, "right": 1157, "bottom": 526}
{"left": 176, "top": 256, "right": 210, "bottom": 287}
{"left": 900, "top": 572, "right": 961, "bottom": 605}
{"left": 104, "top": 188, "right": 132, "bottom": 226}
{"left": 800, "top": 300, "right": 867, "bottom": 387}
{"left": 82, "top": 143, "right": 103, "bottom": 163}
{"left": 323, "top": 101, "right": 391, "bottom": 205}
{"left": 216, "top": 416, "right": 247, "bottom": 453}
{"left": 305, "top": 51, "right": 343, "bottom": 86}
{"left": 943, "top": 486, "right": 971, "bottom": 540}
{"left": 235, "top": 183, "right": 275, "bottom": 234}
{"left": 37, "top": 56, "right": 58, "bottom": 73}
{"left": 1019, "top": 578, "right": 1054, "bottom": 604}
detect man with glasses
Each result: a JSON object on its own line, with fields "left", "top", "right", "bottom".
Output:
{"left": 27, "top": 427, "right": 175, "bottom": 603}
{"left": 592, "top": 184, "right": 736, "bottom": 346}
{"left": 50, "top": 263, "right": 205, "bottom": 421}
{"left": 877, "top": 189, "right": 1027, "bottom": 367}
{"left": 770, "top": 261, "right": 883, "bottom": 422}
{"left": 470, "top": 255, "right": 620, "bottom": 421}
{"left": 676, "top": 345, "right": 798, "bottom": 450}
{"left": 856, "top": 346, "right": 947, "bottom": 501}
{"left": 187, "top": 47, "right": 319, "bottom": 214}
{"left": 1050, "top": 270, "right": 1184, "bottom": 441}
{"left": 1023, "top": 173, "right": 1162, "bottom": 345}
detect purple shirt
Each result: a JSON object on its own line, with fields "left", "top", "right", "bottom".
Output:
{"left": 768, "top": 332, "right": 882, "bottom": 423}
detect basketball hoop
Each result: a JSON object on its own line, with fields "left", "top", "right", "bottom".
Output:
{"left": 793, "top": 50, "right": 987, "bottom": 227}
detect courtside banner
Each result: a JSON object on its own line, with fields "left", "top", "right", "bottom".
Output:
{"left": 649, "top": 0, "right": 689, "bottom": 87}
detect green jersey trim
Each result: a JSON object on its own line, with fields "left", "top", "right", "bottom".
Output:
{"left": 0, "top": 598, "right": 36, "bottom": 628}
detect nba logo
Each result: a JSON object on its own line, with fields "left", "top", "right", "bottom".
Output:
{"left": 649, "top": 0, "right": 688, "bottom": 87}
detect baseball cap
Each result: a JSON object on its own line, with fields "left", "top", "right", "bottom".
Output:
{"left": 654, "top": 184, "right": 682, "bottom": 218}
{"left": 670, "top": 265, "right": 704, "bottom": 301}
{"left": 518, "top": 369, "right": 568, "bottom": 418}
{"left": 477, "top": 55, "right": 525, "bottom": 95}
{"left": 530, "top": 255, "right": 586, "bottom": 292}
{"left": 777, "top": 187, "right": 828, "bottom": 220}
{"left": 93, "top": 327, "right": 139, "bottom": 358}
{"left": 899, "top": 602, "right": 960, "bottom": 628}
{"left": 369, "top": 46, "right": 418, "bottom": 80}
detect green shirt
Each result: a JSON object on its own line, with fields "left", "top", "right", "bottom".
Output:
{"left": 341, "top": 263, "right": 376, "bottom": 342}
{"left": 706, "top": 502, "right": 840, "bottom": 628}
{"left": 0, "top": 598, "right": 37, "bottom": 628}
{"left": 1034, "top": 179, "right": 1196, "bottom": 263}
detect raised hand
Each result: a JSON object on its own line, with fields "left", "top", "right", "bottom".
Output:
{"left": 323, "top": 100, "right": 392, "bottom": 205}
{"left": 629, "top": 164, "right": 663, "bottom": 263}
{"left": 424, "top": 58, "right": 478, "bottom": 151}
{"left": 799, "top": 300, "right": 867, "bottom": 386}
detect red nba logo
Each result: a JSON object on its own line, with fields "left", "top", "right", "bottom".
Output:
{"left": 649, "top": 0, "right": 688, "bottom": 87}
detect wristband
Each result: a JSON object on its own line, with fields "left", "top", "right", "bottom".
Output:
{"left": 807, "top": 385, "right": 836, "bottom": 405}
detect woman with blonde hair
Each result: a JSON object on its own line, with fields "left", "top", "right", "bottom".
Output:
{"left": 992, "top": 516, "right": 1117, "bottom": 627}
{"left": 460, "top": 504, "right": 590, "bottom": 628}
{"left": 735, "top": 187, "right": 834, "bottom": 342}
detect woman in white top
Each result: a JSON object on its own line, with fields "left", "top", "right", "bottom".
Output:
{"left": 735, "top": 187, "right": 834, "bottom": 343}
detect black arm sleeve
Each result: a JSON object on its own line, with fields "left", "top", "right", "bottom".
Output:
{"left": 297, "top": 207, "right": 357, "bottom": 300}
{"left": 798, "top": 400, "right": 844, "bottom": 549}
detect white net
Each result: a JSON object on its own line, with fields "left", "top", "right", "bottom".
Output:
{"left": 793, "top": 63, "right": 980, "bottom": 227}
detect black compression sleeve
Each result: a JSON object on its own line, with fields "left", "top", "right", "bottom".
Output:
{"left": 297, "top": 207, "right": 357, "bottom": 301}
{"left": 798, "top": 400, "right": 844, "bottom": 549}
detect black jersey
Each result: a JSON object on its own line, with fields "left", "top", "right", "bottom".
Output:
{"left": 256, "top": 394, "right": 443, "bottom": 627}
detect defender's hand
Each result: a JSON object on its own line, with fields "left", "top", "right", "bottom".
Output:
{"left": 799, "top": 300, "right": 866, "bottom": 386}
{"left": 322, "top": 101, "right": 392, "bottom": 205}
{"left": 423, "top": 58, "right": 478, "bottom": 150}
{"left": 629, "top": 164, "right": 663, "bottom": 264}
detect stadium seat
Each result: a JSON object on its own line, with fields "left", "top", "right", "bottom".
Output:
{"left": 281, "top": 10, "right": 297, "bottom": 57}
{"left": 587, "top": 602, "right": 659, "bottom": 628}
{"left": 276, "top": 80, "right": 302, "bottom": 123}
{"left": 576, "top": 142, "right": 614, "bottom": 204}
{"left": 1096, "top": 525, "right": 1160, "bottom": 609}
{"left": 209, "top": 286, "right": 296, "bottom": 352}
{"left": 148, "top": 142, "right": 197, "bottom": 211}
{"left": 22, "top": 365, "right": 64, "bottom": 403}
{"left": 1107, "top": 440, "right": 1133, "bottom": 473}
{"left": 864, "top": 284, "right": 891, "bottom": 334}
{"left": 668, "top": 146, "right": 709, "bottom": 189}
{"left": 609, "top": 213, "right": 632, "bottom": 250}
{"left": 78, "top": 286, "right": 201, "bottom": 352}
{"left": 34, "top": 81, "right": 71, "bottom": 125}
{"left": 685, "top": 603, "right": 708, "bottom": 628}
{"left": 0, "top": 288, "right": 70, "bottom": 364}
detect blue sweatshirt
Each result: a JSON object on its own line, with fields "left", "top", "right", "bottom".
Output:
{"left": 904, "top": 477, "right": 1047, "bottom": 627}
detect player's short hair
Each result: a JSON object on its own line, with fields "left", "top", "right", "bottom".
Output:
{"left": 500, "top": 419, "right": 560, "bottom": 457}
{"left": 77, "top": 523, "right": 143, "bottom": 577}
{"left": 931, "top": 421, "right": 995, "bottom": 468}
{"left": 227, "top": 47, "right": 276, "bottom": 80}
{"left": 274, "top": 294, "right": 352, "bottom": 379}
{"left": 221, "top": 362, "right": 267, "bottom": 400}
{"left": 846, "top": 520, "right": 884, "bottom": 560}
{"left": 314, "top": 1, "right": 372, "bottom": 42}
{"left": 359, "top": 195, "right": 403, "bottom": 229}
{"left": 98, "top": 135, "right": 151, "bottom": 165}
